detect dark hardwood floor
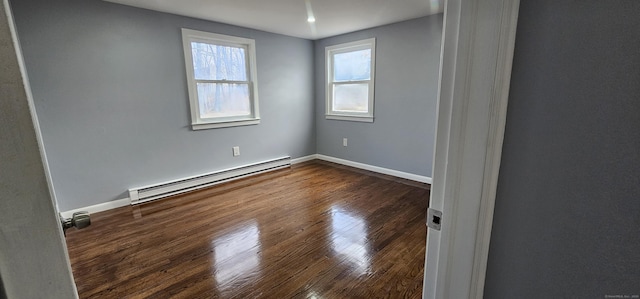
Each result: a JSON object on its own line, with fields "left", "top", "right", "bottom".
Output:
{"left": 65, "top": 161, "right": 430, "bottom": 298}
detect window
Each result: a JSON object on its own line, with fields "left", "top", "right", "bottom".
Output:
{"left": 325, "top": 38, "right": 376, "bottom": 122}
{"left": 182, "top": 29, "right": 260, "bottom": 130}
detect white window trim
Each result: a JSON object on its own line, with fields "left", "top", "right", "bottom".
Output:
{"left": 325, "top": 38, "right": 376, "bottom": 123}
{"left": 181, "top": 28, "right": 260, "bottom": 130}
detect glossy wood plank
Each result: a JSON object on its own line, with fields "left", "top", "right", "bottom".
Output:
{"left": 65, "top": 161, "right": 430, "bottom": 298}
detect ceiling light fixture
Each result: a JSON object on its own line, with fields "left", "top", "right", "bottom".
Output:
{"left": 304, "top": 0, "right": 317, "bottom": 36}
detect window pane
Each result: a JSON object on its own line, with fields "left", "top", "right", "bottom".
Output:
{"left": 191, "top": 42, "right": 247, "bottom": 81}
{"left": 334, "top": 49, "right": 371, "bottom": 82}
{"left": 197, "top": 83, "right": 251, "bottom": 118}
{"left": 333, "top": 83, "right": 369, "bottom": 112}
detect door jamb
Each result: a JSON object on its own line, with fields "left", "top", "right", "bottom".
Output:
{"left": 1, "top": 0, "right": 78, "bottom": 297}
{"left": 423, "top": 0, "right": 521, "bottom": 298}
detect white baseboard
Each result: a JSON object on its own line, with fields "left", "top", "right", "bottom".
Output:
{"left": 60, "top": 198, "right": 129, "bottom": 219}
{"left": 291, "top": 154, "right": 318, "bottom": 164}
{"left": 60, "top": 155, "right": 430, "bottom": 217}
{"left": 316, "top": 154, "right": 432, "bottom": 184}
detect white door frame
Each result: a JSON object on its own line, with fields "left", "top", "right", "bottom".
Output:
{"left": 423, "top": 0, "right": 520, "bottom": 298}
{"left": 1, "top": 0, "right": 78, "bottom": 297}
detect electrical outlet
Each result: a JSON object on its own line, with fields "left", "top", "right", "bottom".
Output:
{"left": 232, "top": 146, "right": 240, "bottom": 156}
{"left": 343, "top": 138, "right": 348, "bottom": 147}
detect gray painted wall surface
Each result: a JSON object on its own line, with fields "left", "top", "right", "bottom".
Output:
{"left": 314, "top": 15, "right": 442, "bottom": 177}
{"left": 11, "top": 0, "right": 315, "bottom": 211}
{"left": 485, "top": 1, "right": 640, "bottom": 298}
{"left": 0, "top": 1, "right": 77, "bottom": 297}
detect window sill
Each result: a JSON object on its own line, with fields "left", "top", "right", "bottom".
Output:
{"left": 326, "top": 115, "right": 374, "bottom": 123}
{"left": 192, "top": 118, "right": 260, "bottom": 130}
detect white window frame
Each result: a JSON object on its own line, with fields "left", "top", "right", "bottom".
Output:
{"left": 181, "top": 28, "right": 260, "bottom": 130}
{"left": 325, "top": 38, "right": 376, "bottom": 123}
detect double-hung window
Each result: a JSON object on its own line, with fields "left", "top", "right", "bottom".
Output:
{"left": 182, "top": 29, "right": 260, "bottom": 130}
{"left": 325, "top": 38, "right": 376, "bottom": 122}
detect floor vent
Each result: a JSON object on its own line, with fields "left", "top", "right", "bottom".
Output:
{"left": 129, "top": 156, "right": 291, "bottom": 205}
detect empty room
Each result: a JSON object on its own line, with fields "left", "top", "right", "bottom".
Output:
{"left": 2, "top": 0, "right": 443, "bottom": 297}
{"left": 4, "top": 0, "right": 639, "bottom": 298}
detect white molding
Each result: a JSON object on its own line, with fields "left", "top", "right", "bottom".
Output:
{"left": 325, "top": 115, "right": 374, "bottom": 123}
{"left": 60, "top": 198, "right": 130, "bottom": 219}
{"left": 316, "top": 154, "right": 432, "bottom": 184}
{"left": 423, "top": 0, "right": 519, "bottom": 298}
{"left": 3, "top": 1, "right": 79, "bottom": 296}
{"left": 470, "top": 0, "right": 520, "bottom": 296}
{"left": 291, "top": 154, "right": 318, "bottom": 164}
{"left": 59, "top": 155, "right": 428, "bottom": 217}
{"left": 191, "top": 118, "right": 260, "bottom": 130}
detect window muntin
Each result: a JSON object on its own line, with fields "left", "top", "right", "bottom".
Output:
{"left": 326, "top": 38, "right": 376, "bottom": 122}
{"left": 182, "top": 29, "right": 260, "bottom": 130}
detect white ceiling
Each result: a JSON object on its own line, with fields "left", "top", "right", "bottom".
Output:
{"left": 104, "top": 0, "right": 444, "bottom": 40}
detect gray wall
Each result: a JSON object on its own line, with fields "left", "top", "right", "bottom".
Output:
{"left": 11, "top": 0, "right": 315, "bottom": 211}
{"left": 485, "top": 1, "right": 640, "bottom": 298}
{"left": 314, "top": 15, "right": 442, "bottom": 177}
{"left": 1, "top": 1, "right": 77, "bottom": 297}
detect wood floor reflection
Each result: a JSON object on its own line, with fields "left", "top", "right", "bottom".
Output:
{"left": 65, "top": 161, "right": 430, "bottom": 298}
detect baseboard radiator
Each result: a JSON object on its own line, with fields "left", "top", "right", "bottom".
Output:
{"left": 128, "top": 156, "right": 291, "bottom": 205}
